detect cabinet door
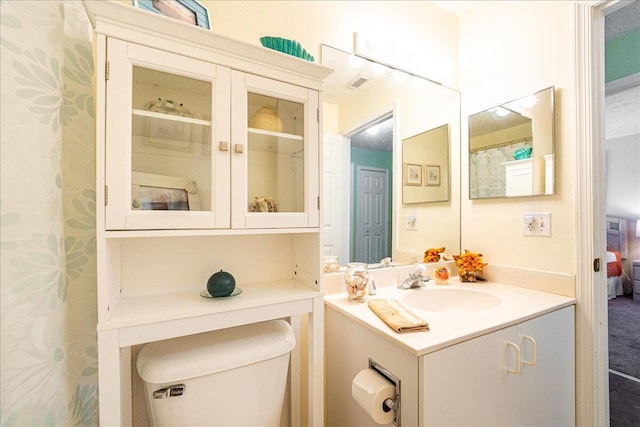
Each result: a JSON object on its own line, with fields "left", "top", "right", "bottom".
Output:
{"left": 516, "top": 306, "right": 575, "bottom": 426}
{"left": 105, "top": 39, "right": 231, "bottom": 230}
{"left": 421, "top": 325, "right": 520, "bottom": 426}
{"left": 231, "top": 72, "right": 319, "bottom": 229}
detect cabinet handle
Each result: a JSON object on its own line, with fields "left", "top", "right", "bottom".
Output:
{"left": 505, "top": 341, "right": 521, "bottom": 374}
{"left": 219, "top": 141, "right": 229, "bottom": 151}
{"left": 521, "top": 335, "right": 537, "bottom": 366}
{"left": 234, "top": 144, "right": 244, "bottom": 154}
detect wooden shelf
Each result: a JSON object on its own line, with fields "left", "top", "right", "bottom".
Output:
{"left": 132, "top": 108, "right": 211, "bottom": 126}
{"left": 101, "top": 279, "right": 322, "bottom": 345}
{"left": 104, "top": 227, "right": 320, "bottom": 238}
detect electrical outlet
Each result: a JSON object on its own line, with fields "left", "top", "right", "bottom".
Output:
{"left": 523, "top": 212, "right": 551, "bottom": 236}
{"left": 406, "top": 215, "right": 417, "bottom": 230}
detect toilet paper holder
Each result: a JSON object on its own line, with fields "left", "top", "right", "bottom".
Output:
{"left": 369, "top": 358, "right": 401, "bottom": 426}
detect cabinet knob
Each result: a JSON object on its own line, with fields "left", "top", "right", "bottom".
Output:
{"left": 219, "top": 141, "right": 229, "bottom": 151}
{"left": 234, "top": 144, "right": 244, "bottom": 154}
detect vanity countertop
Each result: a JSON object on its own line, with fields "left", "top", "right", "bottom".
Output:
{"left": 324, "top": 277, "right": 575, "bottom": 357}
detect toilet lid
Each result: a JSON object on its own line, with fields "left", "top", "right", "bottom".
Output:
{"left": 137, "top": 319, "right": 295, "bottom": 383}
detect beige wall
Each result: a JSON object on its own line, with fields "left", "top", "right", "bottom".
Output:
{"left": 459, "top": 1, "right": 576, "bottom": 276}
{"left": 202, "top": 1, "right": 458, "bottom": 86}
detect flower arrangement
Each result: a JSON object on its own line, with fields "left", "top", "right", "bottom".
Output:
{"left": 453, "top": 249, "right": 488, "bottom": 282}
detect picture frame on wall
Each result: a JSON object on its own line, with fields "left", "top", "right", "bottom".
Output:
{"left": 133, "top": 0, "right": 210, "bottom": 29}
{"left": 404, "top": 163, "right": 422, "bottom": 186}
{"left": 425, "top": 165, "right": 441, "bottom": 186}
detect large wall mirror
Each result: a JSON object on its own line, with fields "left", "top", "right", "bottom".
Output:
{"left": 469, "top": 86, "right": 555, "bottom": 199}
{"left": 321, "top": 44, "right": 460, "bottom": 266}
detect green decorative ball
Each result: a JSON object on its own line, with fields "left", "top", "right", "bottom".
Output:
{"left": 207, "top": 270, "right": 236, "bottom": 297}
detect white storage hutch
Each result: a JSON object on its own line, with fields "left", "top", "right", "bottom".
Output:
{"left": 82, "top": 1, "right": 332, "bottom": 425}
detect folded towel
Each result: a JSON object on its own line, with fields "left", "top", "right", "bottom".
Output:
{"left": 367, "top": 299, "right": 429, "bottom": 333}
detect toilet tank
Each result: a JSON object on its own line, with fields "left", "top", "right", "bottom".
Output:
{"left": 137, "top": 320, "right": 296, "bottom": 427}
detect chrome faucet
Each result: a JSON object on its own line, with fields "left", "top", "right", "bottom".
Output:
{"left": 398, "top": 272, "right": 430, "bottom": 289}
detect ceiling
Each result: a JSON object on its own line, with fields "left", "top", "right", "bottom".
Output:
{"left": 322, "top": 45, "right": 395, "bottom": 152}
{"left": 605, "top": 1, "right": 640, "bottom": 41}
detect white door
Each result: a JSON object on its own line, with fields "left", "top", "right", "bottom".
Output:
{"left": 356, "top": 166, "right": 389, "bottom": 263}
{"left": 323, "top": 133, "right": 350, "bottom": 263}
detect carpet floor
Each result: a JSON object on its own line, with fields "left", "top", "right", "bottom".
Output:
{"left": 608, "top": 294, "right": 640, "bottom": 379}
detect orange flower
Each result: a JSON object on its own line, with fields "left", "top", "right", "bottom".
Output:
{"left": 453, "top": 249, "right": 488, "bottom": 273}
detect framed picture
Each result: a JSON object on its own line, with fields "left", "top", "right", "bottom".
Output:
{"left": 131, "top": 171, "right": 201, "bottom": 211}
{"left": 133, "top": 0, "right": 210, "bottom": 29}
{"left": 425, "top": 165, "right": 441, "bottom": 186}
{"left": 404, "top": 163, "right": 422, "bottom": 186}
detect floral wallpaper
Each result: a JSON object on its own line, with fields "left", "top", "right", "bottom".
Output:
{"left": 1, "top": 1, "right": 99, "bottom": 425}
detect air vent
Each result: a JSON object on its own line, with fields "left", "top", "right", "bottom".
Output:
{"left": 347, "top": 74, "right": 371, "bottom": 89}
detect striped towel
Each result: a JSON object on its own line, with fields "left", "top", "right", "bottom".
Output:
{"left": 367, "top": 299, "right": 429, "bottom": 333}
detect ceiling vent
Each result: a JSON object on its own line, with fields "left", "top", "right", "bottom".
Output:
{"left": 347, "top": 74, "right": 371, "bottom": 90}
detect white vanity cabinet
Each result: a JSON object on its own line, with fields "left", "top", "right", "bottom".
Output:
{"left": 83, "top": 1, "right": 331, "bottom": 426}
{"left": 421, "top": 306, "right": 575, "bottom": 426}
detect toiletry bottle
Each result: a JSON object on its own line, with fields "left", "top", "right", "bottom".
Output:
{"left": 434, "top": 254, "right": 450, "bottom": 285}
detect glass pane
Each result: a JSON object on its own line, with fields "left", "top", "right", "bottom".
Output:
{"left": 131, "top": 66, "right": 212, "bottom": 212}
{"left": 247, "top": 93, "right": 305, "bottom": 213}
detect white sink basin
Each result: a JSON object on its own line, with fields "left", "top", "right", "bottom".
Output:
{"left": 400, "top": 288, "right": 502, "bottom": 313}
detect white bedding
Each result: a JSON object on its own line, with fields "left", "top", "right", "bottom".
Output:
{"left": 607, "top": 275, "right": 623, "bottom": 300}
{"left": 606, "top": 250, "right": 624, "bottom": 300}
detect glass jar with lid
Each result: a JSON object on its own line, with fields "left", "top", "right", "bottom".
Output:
{"left": 344, "top": 262, "right": 370, "bottom": 303}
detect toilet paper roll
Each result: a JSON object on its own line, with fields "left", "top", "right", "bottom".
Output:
{"left": 351, "top": 368, "right": 396, "bottom": 425}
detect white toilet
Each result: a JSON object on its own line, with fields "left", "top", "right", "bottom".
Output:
{"left": 136, "top": 319, "right": 296, "bottom": 427}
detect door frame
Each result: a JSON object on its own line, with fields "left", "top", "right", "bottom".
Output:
{"left": 574, "top": 1, "right": 625, "bottom": 425}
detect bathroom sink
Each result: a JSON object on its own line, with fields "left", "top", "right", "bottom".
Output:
{"left": 400, "top": 288, "right": 501, "bottom": 313}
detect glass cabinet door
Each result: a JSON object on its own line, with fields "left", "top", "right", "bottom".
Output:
{"left": 231, "top": 72, "right": 319, "bottom": 229}
{"left": 105, "top": 40, "right": 230, "bottom": 230}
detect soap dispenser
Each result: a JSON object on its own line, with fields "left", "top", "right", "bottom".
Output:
{"left": 433, "top": 254, "right": 450, "bottom": 285}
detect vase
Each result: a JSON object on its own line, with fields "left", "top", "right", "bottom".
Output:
{"left": 459, "top": 270, "right": 478, "bottom": 282}
{"left": 249, "top": 106, "right": 283, "bottom": 132}
{"left": 344, "top": 262, "right": 369, "bottom": 302}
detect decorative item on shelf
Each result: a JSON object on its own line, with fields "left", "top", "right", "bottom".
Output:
{"left": 204, "top": 270, "right": 237, "bottom": 298}
{"left": 345, "top": 262, "right": 370, "bottom": 303}
{"left": 323, "top": 255, "right": 340, "bottom": 273}
{"left": 453, "top": 249, "right": 488, "bottom": 283}
{"left": 248, "top": 196, "right": 279, "bottom": 212}
{"left": 513, "top": 147, "right": 533, "bottom": 160}
{"left": 259, "top": 36, "right": 315, "bottom": 62}
{"left": 133, "top": 0, "right": 211, "bottom": 30}
{"left": 433, "top": 254, "right": 451, "bottom": 285}
{"left": 249, "top": 106, "right": 284, "bottom": 132}
{"left": 423, "top": 246, "right": 445, "bottom": 263}
{"left": 144, "top": 97, "right": 192, "bottom": 117}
